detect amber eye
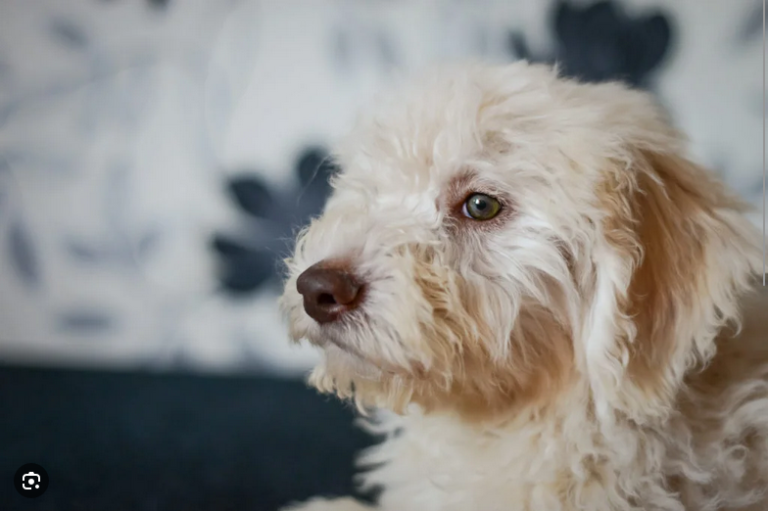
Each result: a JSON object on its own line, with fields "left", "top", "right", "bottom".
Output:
{"left": 462, "top": 193, "right": 501, "bottom": 220}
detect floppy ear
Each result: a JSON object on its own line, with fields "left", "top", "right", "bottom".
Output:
{"left": 584, "top": 148, "right": 760, "bottom": 422}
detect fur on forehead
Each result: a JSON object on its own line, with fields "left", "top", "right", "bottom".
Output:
{"left": 333, "top": 61, "right": 681, "bottom": 192}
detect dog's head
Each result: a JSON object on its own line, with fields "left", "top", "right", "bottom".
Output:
{"left": 280, "top": 62, "right": 759, "bottom": 421}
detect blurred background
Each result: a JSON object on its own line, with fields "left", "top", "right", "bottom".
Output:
{"left": 0, "top": 0, "right": 764, "bottom": 377}
{"left": 0, "top": 0, "right": 764, "bottom": 510}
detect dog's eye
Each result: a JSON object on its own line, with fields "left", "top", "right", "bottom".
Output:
{"left": 463, "top": 193, "right": 501, "bottom": 220}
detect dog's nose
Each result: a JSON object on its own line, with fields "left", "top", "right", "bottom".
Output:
{"left": 296, "top": 262, "right": 362, "bottom": 324}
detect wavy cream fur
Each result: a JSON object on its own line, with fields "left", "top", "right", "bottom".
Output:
{"left": 279, "top": 62, "right": 766, "bottom": 511}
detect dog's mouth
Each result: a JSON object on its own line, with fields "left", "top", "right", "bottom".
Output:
{"left": 288, "top": 287, "right": 428, "bottom": 378}
{"left": 305, "top": 324, "right": 421, "bottom": 378}
{"left": 326, "top": 332, "right": 432, "bottom": 380}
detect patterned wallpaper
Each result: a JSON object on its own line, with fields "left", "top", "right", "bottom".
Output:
{"left": 0, "top": 0, "right": 763, "bottom": 376}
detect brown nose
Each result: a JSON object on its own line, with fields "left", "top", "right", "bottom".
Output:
{"left": 296, "top": 262, "right": 362, "bottom": 324}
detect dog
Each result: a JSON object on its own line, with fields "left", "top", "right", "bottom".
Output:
{"left": 279, "top": 62, "right": 766, "bottom": 511}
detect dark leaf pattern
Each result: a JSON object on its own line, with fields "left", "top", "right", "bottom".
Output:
{"left": 212, "top": 146, "right": 338, "bottom": 295}
{"left": 58, "top": 310, "right": 114, "bottom": 332}
{"left": 65, "top": 227, "right": 162, "bottom": 266}
{"left": 211, "top": 235, "right": 276, "bottom": 295}
{"left": 65, "top": 239, "right": 106, "bottom": 263}
{"left": 147, "top": 0, "right": 170, "bottom": 10}
{"left": 227, "top": 175, "right": 275, "bottom": 220}
{"left": 49, "top": 18, "right": 89, "bottom": 50}
{"left": 297, "top": 147, "right": 336, "bottom": 189}
{"left": 8, "top": 221, "right": 40, "bottom": 287}
{"left": 512, "top": 0, "right": 673, "bottom": 89}
{"left": 508, "top": 31, "right": 531, "bottom": 60}
{"left": 738, "top": 1, "right": 763, "bottom": 43}
{"left": 554, "top": 0, "right": 672, "bottom": 86}
{"left": 136, "top": 227, "right": 162, "bottom": 259}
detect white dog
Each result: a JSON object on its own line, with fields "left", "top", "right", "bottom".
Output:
{"left": 279, "top": 62, "right": 767, "bottom": 511}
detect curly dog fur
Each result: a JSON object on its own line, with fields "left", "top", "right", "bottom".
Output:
{"left": 280, "top": 62, "right": 766, "bottom": 511}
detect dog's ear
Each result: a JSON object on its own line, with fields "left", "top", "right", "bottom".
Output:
{"left": 583, "top": 148, "right": 760, "bottom": 422}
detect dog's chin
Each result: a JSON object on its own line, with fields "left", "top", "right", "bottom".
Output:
{"left": 322, "top": 342, "right": 384, "bottom": 381}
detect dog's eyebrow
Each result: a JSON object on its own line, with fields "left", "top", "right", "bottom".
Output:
{"left": 443, "top": 170, "right": 509, "bottom": 206}
{"left": 443, "top": 170, "right": 479, "bottom": 201}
